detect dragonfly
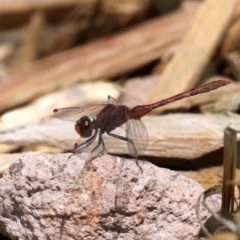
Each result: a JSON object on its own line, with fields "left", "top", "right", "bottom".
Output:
{"left": 53, "top": 80, "right": 231, "bottom": 162}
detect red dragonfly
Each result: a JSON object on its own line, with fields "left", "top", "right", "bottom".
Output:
{"left": 53, "top": 80, "right": 230, "bottom": 159}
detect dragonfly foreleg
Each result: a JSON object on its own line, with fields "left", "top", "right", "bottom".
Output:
{"left": 74, "top": 129, "right": 98, "bottom": 153}
{"left": 82, "top": 133, "right": 106, "bottom": 167}
{"left": 79, "top": 132, "right": 106, "bottom": 169}
{"left": 91, "top": 132, "right": 106, "bottom": 154}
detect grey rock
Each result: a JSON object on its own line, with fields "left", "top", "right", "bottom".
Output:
{"left": 0, "top": 153, "right": 220, "bottom": 240}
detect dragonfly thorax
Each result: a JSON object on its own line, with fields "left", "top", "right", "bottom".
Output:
{"left": 96, "top": 104, "right": 129, "bottom": 133}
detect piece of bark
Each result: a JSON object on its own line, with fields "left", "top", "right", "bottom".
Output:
{"left": 0, "top": 0, "right": 153, "bottom": 59}
{"left": 0, "top": 29, "right": 26, "bottom": 66}
{"left": 152, "top": 0, "right": 181, "bottom": 14}
{"left": 0, "top": 2, "right": 200, "bottom": 112}
{"left": 0, "top": 1, "right": 152, "bottom": 60}
{"left": 0, "top": 0, "right": 96, "bottom": 14}
{"left": 0, "top": 114, "right": 238, "bottom": 159}
{"left": 0, "top": 144, "right": 18, "bottom": 154}
{"left": 100, "top": 0, "right": 153, "bottom": 26}
{"left": 0, "top": 0, "right": 153, "bottom": 17}
{"left": 0, "top": 38, "right": 19, "bottom": 80}
{"left": 0, "top": 0, "right": 153, "bottom": 41}
{"left": 0, "top": 81, "right": 119, "bottom": 130}
{"left": 39, "top": 20, "right": 88, "bottom": 58}
{"left": 12, "top": 12, "right": 45, "bottom": 71}
{"left": 0, "top": 22, "right": 88, "bottom": 64}
{"left": 146, "top": 0, "right": 239, "bottom": 106}
{"left": 220, "top": 2, "right": 240, "bottom": 57}
{"left": 0, "top": 153, "right": 220, "bottom": 239}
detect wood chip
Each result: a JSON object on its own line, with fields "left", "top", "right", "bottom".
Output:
{"left": 0, "top": 2, "right": 200, "bottom": 112}
{"left": 0, "top": 144, "right": 18, "bottom": 153}
{"left": 0, "top": 0, "right": 95, "bottom": 13}
{"left": 220, "top": 2, "right": 240, "bottom": 56}
{"left": 12, "top": 12, "right": 45, "bottom": 71}
{"left": 146, "top": 0, "right": 239, "bottom": 107}
{"left": 0, "top": 113, "right": 238, "bottom": 160}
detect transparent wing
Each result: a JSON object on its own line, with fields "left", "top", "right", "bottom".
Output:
{"left": 53, "top": 104, "right": 107, "bottom": 122}
{"left": 123, "top": 119, "right": 148, "bottom": 157}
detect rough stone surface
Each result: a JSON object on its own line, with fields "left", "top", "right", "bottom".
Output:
{"left": 0, "top": 153, "right": 220, "bottom": 240}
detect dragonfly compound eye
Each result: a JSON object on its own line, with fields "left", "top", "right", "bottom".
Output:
{"left": 75, "top": 116, "right": 93, "bottom": 138}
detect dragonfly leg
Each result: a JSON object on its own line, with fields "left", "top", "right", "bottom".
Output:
{"left": 66, "top": 130, "right": 98, "bottom": 162}
{"left": 107, "top": 132, "right": 132, "bottom": 145}
{"left": 83, "top": 133, "right": 106, "bottom": 167}
{"left": 107, "top": 132, "right": 143, "bottom": 173}
{"left": 74, "top": 129, "right": 98, "bottom": 153}
{"left": 91, "top": 132, "right": 106, "bottom": 154}
{"left": 135, "top": 159, "right": 143, "bottom": 174}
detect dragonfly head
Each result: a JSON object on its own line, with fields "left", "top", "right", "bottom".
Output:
{"left": 75, "top": 116, "right": 93, "bottom": 138}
